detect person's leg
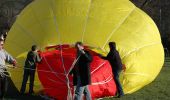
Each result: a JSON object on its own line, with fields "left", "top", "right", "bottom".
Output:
{"left": 20, "top": 69, "right": 29, "bottom": 94}
{"left": 0, "top": 77, "right": 2, "bottom": 98}
{"left": 114, "top": 72, "right": 124, "bottom": 97}
{"left": 74, "top": 85, "right": 85, "bottom": 100}
{"left": 4, "top": 70, "right": 10, "bottom": 95}
{"left": 74, "top": 76, "right": 85, "bottom": 100}
{"left": 0, "top": 69, "right": 9, "bottom": 98}
{"left": 29, "top": 70, "right": 35, "bottom": 94}
{"left": 73, "top": 85, "right": 77, "bottom": 99}
{"left": 83, "top": 85, "right": 92, "bottom": 100}
{"left": 0, "top": 76, "right": 4, "bottom": 98}
{"left": 3, "top": 76, "right": 8, "bottom": 97}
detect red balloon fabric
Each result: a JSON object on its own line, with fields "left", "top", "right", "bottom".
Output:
{"left": 37, "top": 46, "right": 117, "bottom": 99}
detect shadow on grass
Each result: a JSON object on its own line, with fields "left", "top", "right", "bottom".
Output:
{"left": 3, "top": 77, "right": 45, "bottom": 100}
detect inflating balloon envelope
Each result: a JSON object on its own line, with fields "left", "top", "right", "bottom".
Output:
{"left": 4, "top": 0, "right": 164, "bottom": 99}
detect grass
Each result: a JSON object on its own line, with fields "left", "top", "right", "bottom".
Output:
{"left": 101, "top": 57, "right": 170, "bottom": 100}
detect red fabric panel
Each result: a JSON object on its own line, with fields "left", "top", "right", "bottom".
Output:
{"left": 37, "top": 47, "right": 117, "bottom": 99}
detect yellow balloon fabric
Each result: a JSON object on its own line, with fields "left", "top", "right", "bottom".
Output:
{"left": 5, "top": 0, "right": 164, "bottom": 94}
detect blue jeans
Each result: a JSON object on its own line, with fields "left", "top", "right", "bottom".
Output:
{"left": 74, "top": 76, "right": 91, "bottom": 100}
{"left": 114, "top": 71, "right": 124, "bottom": 96}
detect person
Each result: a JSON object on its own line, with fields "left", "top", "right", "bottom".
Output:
{"left": 70, "top": 42, "right": 92, "bottom": 100}
{"left": 100, "top": 42, "right": 124, "bottom": 98}
{"left": 0, "top": 39, "right": 17, "bottom": 98}
{"left": 20, "top": 45, "right": 42, "bottom": 95}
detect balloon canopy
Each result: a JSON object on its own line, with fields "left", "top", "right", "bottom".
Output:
{"left": 5, "top": 0, "right": 164, "bottom": 99}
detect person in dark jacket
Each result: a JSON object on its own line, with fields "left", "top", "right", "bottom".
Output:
{"left": 100, "top": 42, "right": 124, "bottom": 98}
{"left": 70, "top": 42, "right": 92, "bottom": 100}
{"left": 20, "top": 45, "right": 42, "bottom": 94}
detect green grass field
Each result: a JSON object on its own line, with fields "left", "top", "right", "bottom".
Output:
{"left": 102, "top": 57, "right": 170, "bottom": 100}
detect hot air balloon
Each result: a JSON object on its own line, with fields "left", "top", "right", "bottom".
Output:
{"left": 5, "top": 0, "right": 164, "bottom": 99}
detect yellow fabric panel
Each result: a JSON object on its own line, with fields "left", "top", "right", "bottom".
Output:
{"left": 5, "top": 0, "right": 164, "bottom": 94}
{"left": 83, "top": 0, "right": 135, "bottom": 47}
{"left": 120, "top": 43, "right": 164, "bottom": 93}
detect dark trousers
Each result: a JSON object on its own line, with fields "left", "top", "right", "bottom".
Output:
{"left": 0, "top": 76, "right": 7, "bottom": 98}
{"left": 20, "top": 69, "right": 35, "bottom": 94}
{"left": 113, "top": 71, "right": 124, "bottom": 96}
{"left": 0, "top": 70, "right": 9, "bottom": 98}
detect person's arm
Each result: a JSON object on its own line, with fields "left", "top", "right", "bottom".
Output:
{"left": 98, "top": 54, "right": 107, "bottom": 60}
{"left": 115, "top": 51, "right": 123, "bottom": 70}
{"left": 82, "top": 51, "right": 92, "bottom": 62}
{"left": 36, "top": 52, "right": 42, "bottom": 63}
{"left": 4, "top": 50, "right": 17, "bottom": 66}
{"left": 69, "top": 67, "right": 75, "bottom": 75}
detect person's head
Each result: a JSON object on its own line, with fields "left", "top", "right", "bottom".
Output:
{"left": 109, "top": 42, "right": 116, "bottom": 50}
{"left": 31, "top": 45, "right": 38, "bottom": 52}
{"left": 0, "top": 39, "right": 4, "bottom": 50}
{"left": 75, "top": 41, "right": 84, "bottom": 50}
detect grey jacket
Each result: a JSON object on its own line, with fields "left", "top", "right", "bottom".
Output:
{"left": 0, "top": 49, "right": 15, "bottom": 67}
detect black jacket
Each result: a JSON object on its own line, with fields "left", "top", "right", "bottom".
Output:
{"left": 24, "top": 51, "right": 41, "bottom": 69}
{"left": 70, "top": 50, "right": 92, "bottom": 86}
{"left": 102, "top": 49, "right": 122, "bottom": 74}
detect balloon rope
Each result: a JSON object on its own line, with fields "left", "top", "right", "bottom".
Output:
{"left": 9, "top": 19, "right": 67, "bottom": 91}
{"left": 124, "top": 72, "right": 151, "bottom": 77}
{"left": 0, "top": 65, "right": 12, "bottom": 77}
{"left": 50, "top": 0, "right": 72, "bottom": 99}
{"left": 122, "top": 42, "right": 161, "bottom": 60}
{"left": 66, "top": 55, "right": 80, "bottom": 76}
{"left": 5, "top": 31, "right": 68, "bottom": 93}
{"left": 50, "top": 0, "right": 67, "bottom": 79}
{"left": 81, "top": 0, "right": 92, "bottom": 42}
{"left": 102, "top": 6, "right": 136, "bottom": 49}
{"left": 91, "top": 62, "right": 113, "bottom": 85}
{"left": 6, "top": 39, "right": 65, "bottom": 83}
{"left": 91, "top": 61, "right": 106, "bottom": 74}
{"left": 92, "top": 74, "right": 113, "bottom": 85}
{"left": 15, "top": 22, "right": 39, "bottom": 44}
{"left": 22, "top": 3, "right": 67, "bottom": 81}
{"left": 26, "top": 1, "right": 69, "bottom": 90}
{"left": 42, "top": 55, "right": 67, "bottom": 83}
{"left": 11, "top": 67, "right": 65, "bottom": 75}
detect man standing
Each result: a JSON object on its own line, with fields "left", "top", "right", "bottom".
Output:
{"left": 100, "top": 42, "right": 124, "bottom": 98}
{"left": 20, "top": 45, "right": 42, "bottom": 95}
{"left": 0, "top": 39, "right": 17, "bottom": 98}
{"left": 70, "top": 42, "right": 92, "bottom": 100}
